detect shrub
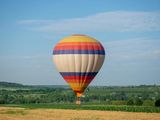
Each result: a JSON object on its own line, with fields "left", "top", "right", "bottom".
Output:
{"left": 135, "top": 99, "right": 143, "bottom": 106}
{"left": 143, "top": 100, "right": 154, "bottom": 106}
{"left": 155, "top": 99, "right": 160, "bottom": 107}
{"left": 0, "top": 98, "right": 5, "bottom": 104}
{"left": 127, "top": 99, "right": 134, "bottom": 105}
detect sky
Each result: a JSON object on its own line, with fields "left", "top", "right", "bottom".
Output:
{"left": 0, "top": 0, "right": 160, "bottom": 86}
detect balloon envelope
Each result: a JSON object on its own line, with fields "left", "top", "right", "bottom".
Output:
{"left": 53, "top": 34, "right": 105, "bottom": 97}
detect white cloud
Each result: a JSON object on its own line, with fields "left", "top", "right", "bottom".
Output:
{"left": 18, "top": 11, "right": 160, "bottom": 33}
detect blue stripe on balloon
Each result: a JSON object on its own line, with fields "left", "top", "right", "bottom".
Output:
{"left": 53, "top": 50, "right": 105, "bottom": 55}
{"left": 60, "top": 72, "right": 98, "bottom": 76}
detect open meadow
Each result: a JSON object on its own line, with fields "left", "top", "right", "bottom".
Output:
{"left": 0, "top": 106, "right": 160, "bottom": 120}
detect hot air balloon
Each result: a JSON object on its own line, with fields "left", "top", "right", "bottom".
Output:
{"left": 53, "top": 34, "right": 105, "bottom": 104}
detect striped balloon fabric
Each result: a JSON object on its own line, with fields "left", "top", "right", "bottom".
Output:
{"left": 53, "top": 34, "right": 105, "bottom": 97}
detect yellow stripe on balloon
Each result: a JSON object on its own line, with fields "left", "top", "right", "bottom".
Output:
{"left": 71, "top": 87, "right": 87, "bottom": 92}
{"left": 59, "top": 35, "right": 98, "bottom": 43}
{"left": 69, "top": 83, "right": 89, "bottom": 90}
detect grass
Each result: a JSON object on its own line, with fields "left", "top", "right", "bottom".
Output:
{"left": 0, "top": 109, "right": 27, "bottom": 115}
{"left": 1, "top": 103, "right": 160, "bottom": 113}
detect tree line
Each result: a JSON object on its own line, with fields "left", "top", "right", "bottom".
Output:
{"left": 0, "top": 83, "right": 160, "bottom": 107}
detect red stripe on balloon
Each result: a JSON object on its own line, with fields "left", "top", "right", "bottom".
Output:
{"left": 63, "top": 76, "right": 95, "bottom": 80}
{"left": 54, "top": 43, "right": 104, "bottom": 51}
{"left": 54, "top": 45, "right": 103, "bottom": 50}
{"left": 65, "top": 79, "right": 93, "bottom": 83}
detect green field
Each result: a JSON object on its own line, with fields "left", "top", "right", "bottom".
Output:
{"left": 1, "top": 103, "right": 160, "bottom": 113}
{"left": 0, "top": 82, "right": 160, "bottom": 113}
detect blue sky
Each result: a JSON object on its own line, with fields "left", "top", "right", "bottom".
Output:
{"left": 0, "top": 0, "right": 160, "bottom": 85}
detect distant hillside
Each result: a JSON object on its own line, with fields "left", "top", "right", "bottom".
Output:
{"left": 0, "top": 81, "right": 24, "bottom": 87}
{"left": 0, "top": 81, "right": 159, "bottom": 89}
{"left": 0, "top": 81, "right": 69, "bottom": 89}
